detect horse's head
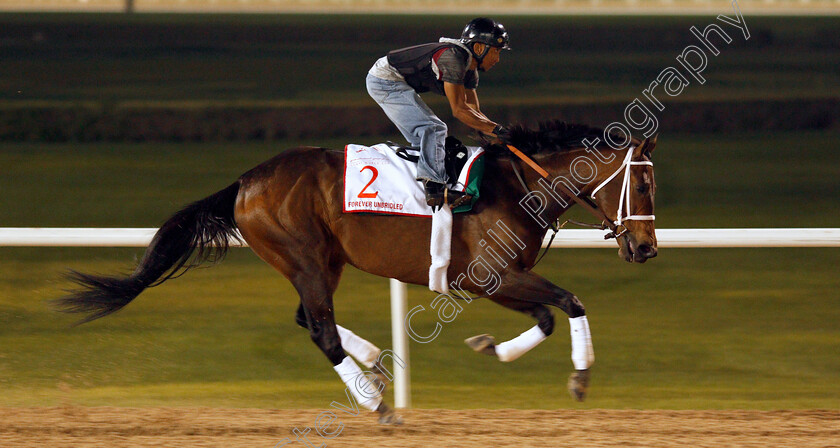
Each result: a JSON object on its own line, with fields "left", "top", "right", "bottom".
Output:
{"left": 489, "top": 121, "right": 658, "bottom": 263}
{"left": 590, "top": 136, "right": 658, "bottom": 263}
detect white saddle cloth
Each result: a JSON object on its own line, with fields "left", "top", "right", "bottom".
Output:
{"left": 343, "top": 143, "right": 484, "bottom": 294}
{"left": 343, "top": 143, "right": 483, "bottom": 217}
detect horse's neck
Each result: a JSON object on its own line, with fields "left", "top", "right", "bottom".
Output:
{"left": 516, "top": 147, "right": 627, "bottom": 223}
{"left": 536, "top": 145, "right": 633, "bottom": 220}
{"left": 486, "top": 155, "right": 574, "bottom": 229}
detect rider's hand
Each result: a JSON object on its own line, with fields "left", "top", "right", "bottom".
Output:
{"left": 492, "top": 125, "right": 512, "bottom": 141}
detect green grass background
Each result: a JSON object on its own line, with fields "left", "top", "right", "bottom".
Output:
{"left": 1, "top": 12, "right": 839, "bottom": 410}
{"left": 1, "top": 132, "right": 839, "bottom": 409}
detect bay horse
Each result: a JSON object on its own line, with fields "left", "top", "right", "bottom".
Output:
{"left": 56, "top": 121, "right": 658, "bottom": 423}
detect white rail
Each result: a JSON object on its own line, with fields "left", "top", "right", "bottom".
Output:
{"left": 2, "top": 227, "right": 840, "bottom": 248}
{"left": 3, "top": 226, "right": 839, "bottom": 410}
{"left": 543, "top": 228, "right": 840, "bottom": 248}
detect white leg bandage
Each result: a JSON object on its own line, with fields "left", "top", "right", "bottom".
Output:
{"left": 333, "top": 356, "right": 382, "bottom": 411}
{"left": 429, "top": 205, "right": 453, "bottom": 294}
{"left": 336, "top": 325, "right": 381, "bottom": 368}
{"left": 569, "top": 316, "right": 594, "bottom": 370}
{"left": 495, "top": 325, "right": 547, "bottom": 362}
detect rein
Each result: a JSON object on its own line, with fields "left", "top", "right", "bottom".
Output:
{"left": 508, "top": 159, "right": 555, "bottom": 269}
{"left": 505, "top": 144, "right": 623, "bottom": 239}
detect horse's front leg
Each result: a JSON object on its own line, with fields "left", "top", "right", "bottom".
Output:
{"left": 465, "top": 296, "right": 554, "bottom": 361}
{"left": 464, "top": 270, "right": 594, "bottom": 401}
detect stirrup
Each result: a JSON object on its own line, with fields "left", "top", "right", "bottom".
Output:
{"left": 442, "top": 186, "right": 468, "bottom": 208}
{"left": 424, "top": 180, "right": 467, "bottom": 210}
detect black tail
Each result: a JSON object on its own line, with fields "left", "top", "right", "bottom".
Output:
{"left": 54, "top": 182, "right": 242, "bottom": 324}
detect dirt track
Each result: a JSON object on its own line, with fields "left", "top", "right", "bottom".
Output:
{"left": 1, "top": 407, "right": 838, "bottom": 447}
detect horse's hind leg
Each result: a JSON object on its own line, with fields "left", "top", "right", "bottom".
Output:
{"left": 295, "top": 303, "right": 381, "bottom": 367}
{"left": 241, "top": 233, "right": 397, "bottom": 421}
{"left": 294, "top": 273, "right": 400, "bottom": 423}
{"left": 295, "top": 303, "right": 391, "bottom": 391}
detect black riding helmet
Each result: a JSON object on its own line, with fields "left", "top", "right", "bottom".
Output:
{"left": 460, "top": 17, "right": 511, "bottom": 63}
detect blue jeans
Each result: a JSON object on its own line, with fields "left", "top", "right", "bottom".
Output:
{"left": 366, "top": 73, "right": 448, "bottom": 184}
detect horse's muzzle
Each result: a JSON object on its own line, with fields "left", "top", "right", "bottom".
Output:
{"left": 619, "top": 236, "right": 658, "bottom": 263}
{"left": 636, "top": 243, "right": 658, "bottom": 260}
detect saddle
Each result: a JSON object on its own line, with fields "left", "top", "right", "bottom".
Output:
{"left": 343, "top": 140, "right": 484, "bottom": 216}
{"left": 387, "top": 136, "right": 471, "bottom": 186}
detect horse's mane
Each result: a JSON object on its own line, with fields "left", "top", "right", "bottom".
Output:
{"left": 482, "top": 120, "right": 619, "bottom": 157}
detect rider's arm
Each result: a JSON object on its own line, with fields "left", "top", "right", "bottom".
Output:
{"left": 465, "top": 88, "right": 480, "bottom": 112}
{"left": 444, "top": 81, "right": 497, "bottom": 134}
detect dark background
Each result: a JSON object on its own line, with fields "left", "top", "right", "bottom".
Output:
{"left": 1, "top": 13, "right": 837, "bottom": 141}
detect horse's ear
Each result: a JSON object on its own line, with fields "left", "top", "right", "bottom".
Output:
{"left": 633, "top": 135, "right": 657, "bottom": 159}
{"left": 633, "top": 137, "right": 650, "bottom": 159}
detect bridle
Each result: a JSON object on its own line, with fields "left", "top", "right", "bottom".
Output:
{"left": 507, "top": 143, "right": 654, "bottom": 243}
{"left": 589, "top": 147, "right": 655, "bottom": 237}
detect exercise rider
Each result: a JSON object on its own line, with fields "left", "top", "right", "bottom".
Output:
{"left": 366, "top": 17, "right": 511, "bottom": 209}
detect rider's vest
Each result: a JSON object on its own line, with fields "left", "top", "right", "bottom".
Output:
{"left": 387, "top": 43, "right": 473, "bottom": 96}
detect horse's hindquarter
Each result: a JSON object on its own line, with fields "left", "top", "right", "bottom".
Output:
{"left": 234, "top": 147, "right": 346, "bottom": 272}
{"left": 233, "top": 147, "right": 431, "bottom": 282}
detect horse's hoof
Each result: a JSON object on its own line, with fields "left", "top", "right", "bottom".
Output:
{"left": 567, "top": 369, "right": 590, "bottom": 402}
{"left": 376, "top": 403, "right": 403, "bottom": 426}
{"left": 464, "top": 334, "right": 497, "bottom": 356}
{"left": 370, "top": 360, "right": 391, "bottom": 394}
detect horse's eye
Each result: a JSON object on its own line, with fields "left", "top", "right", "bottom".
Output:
{"left": 636, "top": 184, "right": 648, "bottom": 194}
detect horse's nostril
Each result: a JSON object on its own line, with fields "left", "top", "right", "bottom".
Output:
{"left": 638, "top": 244, "right": 657, "bottom": 258}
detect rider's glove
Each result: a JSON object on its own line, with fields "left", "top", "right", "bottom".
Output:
{"left": 492, "top": 125, "right": 512, "bottom": 141}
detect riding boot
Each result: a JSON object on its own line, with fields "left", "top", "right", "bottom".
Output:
{"left": 423, "top": 180, "right": 446, "bottom": 211}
